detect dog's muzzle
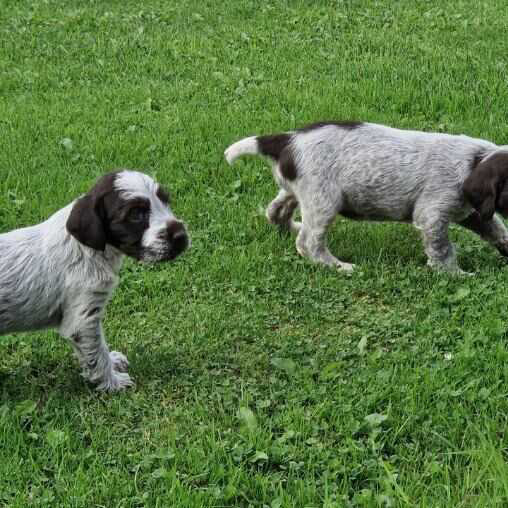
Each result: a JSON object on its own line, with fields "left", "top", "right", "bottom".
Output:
{"left": 139, "top": 220, "right": 189, "bottom": 263}
{"left": 163, "top": 220, "right": 189, "bottom": 260}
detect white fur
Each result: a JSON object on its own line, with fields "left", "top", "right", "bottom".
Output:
{"left": 224, "top": 136, "right": 258, "bottom": 165}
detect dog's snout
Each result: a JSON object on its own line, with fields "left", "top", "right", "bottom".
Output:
{"left": 165, "top": 220, "right": 188, "bottom": 255}
{"left": 166, "top": 220, "right": 186, "bottom": 240}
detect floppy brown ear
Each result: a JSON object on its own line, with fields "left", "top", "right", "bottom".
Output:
{"left": 66, "top": 194, "right": 107, "bottom": 251}
{"left": 478, "top": 194, "right": 496, "bottom": 222}
{"left": 463, "top": 152, "right": 508, "bottom": 222}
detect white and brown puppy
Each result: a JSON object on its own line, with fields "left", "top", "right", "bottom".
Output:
{"left": 0, "top": 170, "right": 189, "bottom": 391}
{"left": 225, "top": 121, "right": 508, "bottom": 274}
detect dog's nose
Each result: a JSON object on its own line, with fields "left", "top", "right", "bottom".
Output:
{"left": 166, "top": 220, "right": 188, "bottom": 253}
{"left": 166, "top": 220, "right": 185, "bottom": 239}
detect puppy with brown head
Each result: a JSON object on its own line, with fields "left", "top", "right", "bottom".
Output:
{"left": 67, "top": 171, "right": 188, "bottom": 262}
{"left": 0, "top": 170, "right": 189, "bottom": 391}
{"left": 226, "top": 122, "right": 508, "bottom": 274}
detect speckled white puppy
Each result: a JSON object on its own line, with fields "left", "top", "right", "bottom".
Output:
{"left": 0, "top": 170, "right": 189, "bottom": 391}
{"left": 226, "top": 121, "right": 508, "bottom": 274}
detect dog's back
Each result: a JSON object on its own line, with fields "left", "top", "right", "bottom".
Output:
{"left": 293, "top": 123, "right": 493, "bottom": 221}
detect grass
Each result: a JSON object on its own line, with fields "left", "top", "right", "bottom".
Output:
{"left": 2, "top": 0, "right": 508, "bottom": 506}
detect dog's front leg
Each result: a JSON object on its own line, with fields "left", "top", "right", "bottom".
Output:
{"left": 415, "top": 213, "right": 467, "bottom": 274}
{"left": 60, "top": 313, "right": 134, "bottom": 392}
{"left": 458, "top": 212, "right": 508, "bottom": 258}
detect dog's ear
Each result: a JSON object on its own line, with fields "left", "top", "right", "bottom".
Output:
{"left": 66, "top": 193, "right": 107, "bottom": 251}
{"left": 498, "top": 184, "right": 508, "bottom": 214}
{"left": 463, "top": 151, "right": 508, "bottom": 221}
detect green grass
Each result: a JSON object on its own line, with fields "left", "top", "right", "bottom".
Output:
{"left": 2, "top": 0, "right": 508, "bottom": 506}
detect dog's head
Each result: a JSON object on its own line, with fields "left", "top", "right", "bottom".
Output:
{"left": 463, "top": 150, "right": 508, "bottom": 221}
{"left": 66, "top": 170, "right": 189, "bottom": 262}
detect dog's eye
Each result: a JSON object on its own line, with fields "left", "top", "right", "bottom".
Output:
{"left": 127, "top": 207, "right": 149, "bottom": 222}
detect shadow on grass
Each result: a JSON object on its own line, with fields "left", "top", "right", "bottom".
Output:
{"left": 0, "top": 346, "right": 200, "bottom": 404}
{"left": 326, "top": 220, "right": 504, "bottom": 272}
{"left": 0, "top": 364, "right": 92, "bottom": 405}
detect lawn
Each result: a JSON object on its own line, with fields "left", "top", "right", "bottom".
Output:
{"left": 1, "top": 0, "right": 508, "bottom": 506}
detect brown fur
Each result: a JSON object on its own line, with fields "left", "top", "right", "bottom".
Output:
{"left": 67, "top": 172, "right": 150, "bottom": 258}
{"left": 463, "top": 152, "right": 508, "bottom": 221}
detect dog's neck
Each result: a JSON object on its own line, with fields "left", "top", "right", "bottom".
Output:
{"left": 102, "top": 244, "right": 125, "bottom": 274}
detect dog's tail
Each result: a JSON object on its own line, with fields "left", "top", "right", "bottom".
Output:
{"left": 224, "top": 133, "right": 292, "bottom": 165}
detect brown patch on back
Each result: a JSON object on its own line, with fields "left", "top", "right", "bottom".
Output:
{"left": 256, "top": 133, "right": 298, "bottom": 181}
{"left": 257, "top": 121, "right": 362, "bottom": 181}
{"left": 257, "top": 133, "right": 291, "bottom": 160}
{"left": 298, "top": 121, "right": 363, "bottom": 132}
{"left": 279, "top": 146, "right": 297, "bottom": 180}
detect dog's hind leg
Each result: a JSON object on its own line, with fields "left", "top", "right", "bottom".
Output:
{"left": 266, "top": 189, "right": 301, "bottom": 233}
{"left": 295, "top": 201, "right": 354, "bottom": 271}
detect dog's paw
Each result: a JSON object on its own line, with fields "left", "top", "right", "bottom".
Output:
{"left": 110, "top": 351, "right": 129, "bottom": 373}
{"left": 428, "top": 262, "right": 474, "bottom": 277}
{"left": 456, "top": 269, "right": 474, "bottom": 277}
{"left": 337, "top": 262, "right": 355, "bottom": 273}
{"left": 289, "top": 220, "right": 302, "bottom": 234}
{"left": 96, "top": 371, "right": 135, "bottom": 392}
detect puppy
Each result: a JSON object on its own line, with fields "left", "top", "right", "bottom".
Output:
{"left": 0, "top": 170, "right": 189, "bottom": 391}
{"left": 225, "top": 121, "right": 508, "bottom": 274}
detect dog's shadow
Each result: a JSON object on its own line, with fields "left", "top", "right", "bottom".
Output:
{"left": 319, "top": 220, "right": 502, "bottom": 272}
{"left": 0, "top": 363, "right": 94, "bottom": 406}
{"left": 0, "top": 344, "right": 203, "bottom": 404}
{"left": 0, "top": 220, "right": 502, "bottom": 404}
{"left": 128, "top": 345, "right": 204, "bottom": 390}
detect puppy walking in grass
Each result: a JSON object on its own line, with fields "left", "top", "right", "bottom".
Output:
{"left": 226, "top": 121, "right": 508, "bottom": 274}
{"left": 0, "top": 170, "right": 189, "bottom": 391}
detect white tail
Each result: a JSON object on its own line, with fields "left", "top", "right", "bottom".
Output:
{"left": 224, "top": 136, "right": 259, "bottom": 165}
